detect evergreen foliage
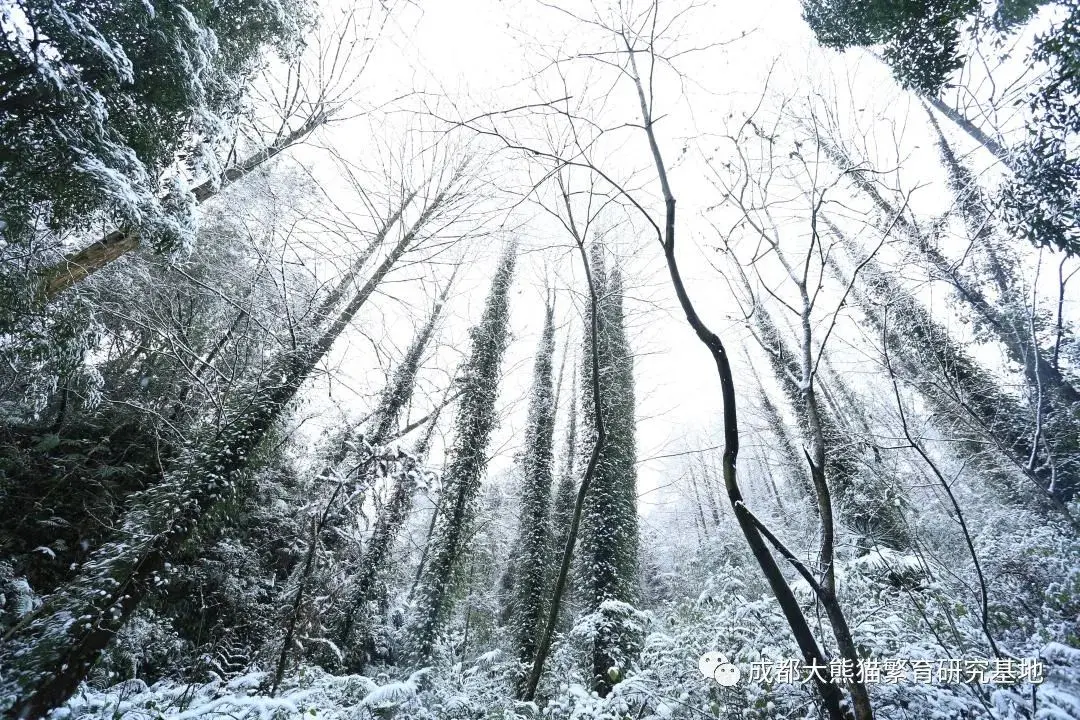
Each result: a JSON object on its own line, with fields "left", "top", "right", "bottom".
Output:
{"left": 510, "top": 300, "right": 556, "bottom": 685}
{"left": 828, "top": 234, "right": 1077, "bottom": 518}
{"left": 0, "top": 0, "right": 312, "bottom": 252}
{"left": 2, "top": 4, "right": 1080, "bottom": 719}
{"left": 577, "top": 243, "right": 639, "bottom": 697}
{"left": 409, "top": 243, "right": 518, "bottom": 663}
{"left": 0, "top": 177, "right": 454, "bottom": 716}
{"left": 552, "top": 361, "right": 578, "bottom": 551}
{"left": 802, "top": 0, "right": 1080, "bottom": 256}
{"left": 802, "top": 0, "right": 982, "bottom": 94}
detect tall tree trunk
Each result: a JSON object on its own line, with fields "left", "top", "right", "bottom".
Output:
{"left": 336, "top": 448, "right": 423, "bottom": 669}
{"left": 622, "top": 39, "right": 853, "bottom": 719}
{"left": 522, "top": 212, "right": 606, "bottom": 702}
{"left": 924, "top": 96, "right": 1014, "bottom": 171}
{"left": 827, "top": 131, "right": 1080, "bottom": 407}
{"left": 39, "top": 112, "right": 330, "bottom": 301}
{"left": 312, "top": 188, "right": 421, "bottom": 325}
{"left": 577, "top": 250, "right": 639, "bottom": 697}
{"left": 551, "top": 366, "right": 578, "bottom": 548}
{"left": 921, "top": 103, "right": 1012, "bottom": 295}
{"left": 1, "top": 182, "right": 453, "bottom": 719}
{"left": 511, "top": 301, "right": 557, "bottom": 692}
{"left": 694, "top": 457, "right": 723, "bottom": 528}
{"left": 410, "top": 243, "right": 517, "bottom": 662}
{"left": 334, "top": 276, "right": 455, "bottom": 660}
{"left": 686, "top": 464, "right": 713, "bottom": 535}
{"left": 278, "top": 275, "right": 454, "bottom": 679}
{"left": 819, "top": 137, "right": 1080, "bottom": 500}
{"left": 749, "top": 364, "right": 818, "bottom": 513}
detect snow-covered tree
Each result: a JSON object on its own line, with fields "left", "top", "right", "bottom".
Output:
{"left": 0, "top": 173, "right": 462, "bottom": 717}
{"left": 552, "top": 362, "right": 578, "bottom": 564}
{"left": 409, "top": 242, "right": 517, "bottom": 663}
{"left": 577, "top": 244, "right": 639, "bottom": 697}
{"left": 335, "top": 281, "right": 455, "bottom": 670}
{"left": 510, "top": 299, "right": 556, "bottom": 688}
{"left": 820, "top": 133, "right": 1080, "bottom": 501}
{"left": 0, "top": 0, "right": 312, "bottom": 256}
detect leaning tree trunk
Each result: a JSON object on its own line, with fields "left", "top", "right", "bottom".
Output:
{"left": 337, "top": 452, "right": 423, "bottom": 669}
{"left": 1, "top": 184, "right": 450, "bottom": 719}
{"left": 923, "top": 96, "right": 1014, "bottom": 172}
{"left": 276, "top": 279, "right": 455, "bottom": 684}
{"left": 334, "top": 279, "right": 455, "bottom": 660}
{"left": 312, "top": 188, "right": 421, "bottom": 325}
{"left": 823, "top": 221, "right": 1079, "bottom": 529}
{"left": 729, "top": 243, "right": 878, "bottom": 718}
{"left": 40, "top": 111, "right": 330, "bottom": 301}
{"left": 819, "top": 138, "right": 1080, "bottom": 500}
{"left": 748, "top": 363, "right": 819, "bottom": 514}
{"left": 823, "top": 134, "right": 1080, "bottom": 407}
{"left": 921, "top": 104, "right": 1012, "bottom": 295}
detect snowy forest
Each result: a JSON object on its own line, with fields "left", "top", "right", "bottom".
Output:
{"left": 1, "top": 0, "right": 1079, "bottom": 718}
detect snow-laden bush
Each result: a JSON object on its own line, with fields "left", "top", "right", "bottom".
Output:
{"left": 50, "top": 520, "right": 1080, "bottom": 720}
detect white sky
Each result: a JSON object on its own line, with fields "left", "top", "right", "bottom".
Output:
{"left": 271, "top": 0, "right": 1078, "bottom": 533}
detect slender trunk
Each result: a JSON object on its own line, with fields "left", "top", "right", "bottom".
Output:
{"left": 40, "top": 112, "right": 329, "bottom": 300}
{"left": 338, "top": 451, "right": 421, "bottom": 668}
{"left": 313, "top": 235, "right": 458, "bottom": 665}
{"left": 924, "top": 96, "right": 1014, "bottom": 171}
{"left": 4, "top": 184, "right": 448, "bottom": 718}
{"left": 686, "top": 465, "right": 712, "bottom": 536}
{"left": 696, "top": 458, "right": 723, "bottom": 527}
{"left": 621, "top": 40, "right": 851, "bottom": 720}
{"left": 552, "top": 369, "right": 578, "bottom": 547}
{"left": 749, "top": 364, "right": 817, "bottom": 513}
{"left": 883, "top": 323, "right": 1001, "bottom": 658}
{"left": 368, "top": 272, "right": 456, "bottom": 445}
{"left": 312, "top": 188, "right": 420, "bottom": 325}
{"left": 921, "top": 103, "right": 1011, "bottom": 294}
{"left": 522, "top": 230, "right": 606, "bottom": 702}
{"left": 460, "top": 562, "right": 476, "bottom": 657}
{"left": 921, "top": 114, "right": 1080, "bottom": 408}
{"left": 511, "top": 302, "right": 557, "bottom": 691}
{"left": 406, "top": 382, "right": 459, "bottom": 603}
{"left": 820, "top": 136, "right": 1080, "bottom": 456}
{"left": 1053, "top": 258, "right": 1070, "bottom": 371}
{"left": 169, "top": 302, "right": 251, "bottom": 422}
{"left": 744, "top": 286, "right": 907, "bottom": 546}
{"left": 797, "top": 290, "right": 874, "bottom": 720}
{"left": 272, "top": 498, "right": 339, "bottom": 696}
{"left": 409, "top": 492, "right": 443, "bottom": 601}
